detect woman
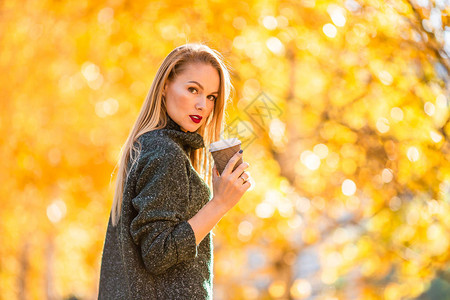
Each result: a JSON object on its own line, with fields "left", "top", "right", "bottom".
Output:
{"left": 98, "top": 43, "right": 252, "bottom": 299}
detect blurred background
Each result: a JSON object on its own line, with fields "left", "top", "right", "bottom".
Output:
{"left": 1, "top": 0, "right": 450, "bottom": 299}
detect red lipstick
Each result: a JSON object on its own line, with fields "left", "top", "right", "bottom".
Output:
{"left": 189, "top": 115, "right": 202, "bottom": 123}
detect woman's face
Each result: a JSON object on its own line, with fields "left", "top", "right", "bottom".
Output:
{"left": 163, "top": 62, "right": 220, "bottom": 133}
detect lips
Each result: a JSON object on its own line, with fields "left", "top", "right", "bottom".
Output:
{"left": 189, "top": 115, "right": 202, "bottom": 123}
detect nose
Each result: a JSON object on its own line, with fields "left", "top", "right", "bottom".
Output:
{"left": 195, "top": 95, "right": 207, "bottom": 110}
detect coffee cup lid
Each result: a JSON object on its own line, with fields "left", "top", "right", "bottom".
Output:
{"left": 209, "top": 138, "right": 241, "bottom": 152}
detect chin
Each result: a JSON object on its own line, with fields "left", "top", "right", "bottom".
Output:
{"left": 181, "top": 126, "right": 191, "bottom": 133}
{"left": 182, "top": 124, "right": 199, "bottom": 133}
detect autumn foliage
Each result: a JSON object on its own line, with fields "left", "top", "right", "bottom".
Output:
{"left": 1, "top": 0, "right": 449, "bottom": 299}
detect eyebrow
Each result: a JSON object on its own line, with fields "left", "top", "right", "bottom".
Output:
{"left": 187, "top": 81, "right": 219, "bottom": 95}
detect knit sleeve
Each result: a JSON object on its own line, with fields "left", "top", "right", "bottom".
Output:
{"left": 129, "top": 140, "right": 198, "bottom": 276}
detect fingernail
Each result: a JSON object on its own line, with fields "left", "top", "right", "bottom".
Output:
{"left": 239, "top": 149, "right": 243, "bottom": 154}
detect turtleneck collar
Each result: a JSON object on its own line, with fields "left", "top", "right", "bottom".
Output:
{"left": 162, "top": 113, "right": 205, "bottom": 151}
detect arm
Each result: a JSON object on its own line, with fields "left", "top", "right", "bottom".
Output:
{"left": 188, "top": 197, "right": 229, "bottom": 246}
{"left": 189, "top": 151, "right": 250, "bottom": 245}
{"left": 129, "top": 142, "right": 197, "bottom": 276}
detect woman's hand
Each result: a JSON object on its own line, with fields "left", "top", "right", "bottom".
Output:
{"left": 187, "top": 150, "right": 252, "bottom": 245}
{"left": 211, "top": 150, "right": 252, "bottom": 212}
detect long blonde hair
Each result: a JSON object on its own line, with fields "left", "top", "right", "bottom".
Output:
{"left": 111, "top": 43, "right": 234, "bottom": 226}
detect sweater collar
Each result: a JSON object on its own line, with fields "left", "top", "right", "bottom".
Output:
{"left": 162, "top": 113, "right": 205, "bottom": 151}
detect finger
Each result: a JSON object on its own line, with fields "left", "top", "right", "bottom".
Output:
{"left": 221, "top": 150, "right": 243, "bottom": 177}
{"left": 237, "top": 168, "right": 250, "bottom": 179}
{"left": 212, "top": 164, "right": 219, "bottom": 178}
{"left": 240, "top": 179, "right": 252, "bottom": 190}
{"left": 238, "top": 171, "right": 247, "bottom": 181}
{"left": 230, "top": 161, "right": 249, "bottom": 182}
{"left": 240, "top": 171, "right": 249, "bottom": 180}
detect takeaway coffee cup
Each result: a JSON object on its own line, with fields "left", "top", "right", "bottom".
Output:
{"left": 209, "top": 138, "right": 244, "bottom": 176}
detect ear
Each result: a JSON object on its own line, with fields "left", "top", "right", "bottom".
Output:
{"left": 162, "top": 83, "right": 167, "bottom": 96}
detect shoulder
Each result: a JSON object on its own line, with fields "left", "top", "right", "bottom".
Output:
{"left": 130, "top": 131, "right": 191, "bottom": 188}
{"left": 135, "top": 130, "right": 185, "bottom": 159}
{"left": 131, "top": 130, "right": 189, "bottom": 176}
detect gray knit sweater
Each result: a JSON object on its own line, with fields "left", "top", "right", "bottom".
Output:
{"left": 98, "top": 114, "right": 213, "bottom": 299}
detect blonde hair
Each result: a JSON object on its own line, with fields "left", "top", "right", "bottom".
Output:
{"left": 110, "top": 43, "right": 233, "bottom": 226}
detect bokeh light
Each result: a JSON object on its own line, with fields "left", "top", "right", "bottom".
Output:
{"left": 3, "top": 1, "right": 449, "bottom": 299}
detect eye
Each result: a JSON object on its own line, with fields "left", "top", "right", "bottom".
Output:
{"left": 188, "top": 87, "right": 198, "bottom": 93}
{"left": 208, "top": 95, "right": 217, "bottom": 101}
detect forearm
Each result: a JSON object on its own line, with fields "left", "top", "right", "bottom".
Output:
{"left": 188, "top": 197, "right": 229, "bottom": 246}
